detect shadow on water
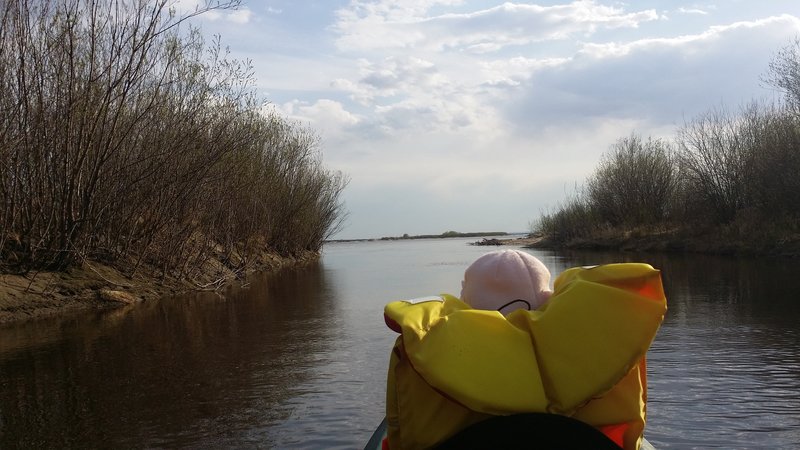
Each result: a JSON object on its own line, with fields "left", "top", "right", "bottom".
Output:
{"left": 546, "top": 250, "right": 800, "bottom": 326}
{"left": 0, "top": 263, "right": 339, "bottom": 449}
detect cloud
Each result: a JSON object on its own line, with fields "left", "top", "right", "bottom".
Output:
{"left": 172, "top": 0, "right": 253, "bottom": 23}
{"left": 217, "top": 1, "right": 800, "bottom": 239}
{"left": 333, "top": 0, "right": 660, "bottom": 53}
{"left": 677, "top": 7, "right": 709, "bottom": 15}
{"left": 225, "top": 9, "right": 253, "bottom": 24}
{"left": 277, "top": 99, "right": 364, "bottom": 146}
{"left": 317, "top": 8, "right": 800, "bottom": 182}
{"left": 297, "top": 7, "right": 800, "bottom": 159}
{"left": 280, "top": 99, "right": 360, "bottom": 126}
{"left": 478, "top": 56, "right": 568, "bottom": 88}
{"left": 356, "top": 56, "right": 440, "bottom": 97}
{"left": 324, "top": 1, "right": 667, "bottom": 139}
{"left": 504, "top": 14, "right": 800, "bottom": 132}
{"left": 329, "top": 54, "right": 508, "bottom": 136}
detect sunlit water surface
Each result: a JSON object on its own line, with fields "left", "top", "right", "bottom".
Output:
{"left": 1, "top": 238, "right": 799, "bottom": 449}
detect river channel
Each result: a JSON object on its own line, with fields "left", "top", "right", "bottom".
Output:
{"left": 1, "top": 238, "right": 799, "bottom": 449}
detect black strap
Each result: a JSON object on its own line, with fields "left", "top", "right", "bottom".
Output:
{"left": 496, "top": 298, "right": 532, "bottom": 312}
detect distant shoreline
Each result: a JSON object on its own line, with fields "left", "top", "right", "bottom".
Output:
{"left": 332, "top": 229, "right": 800, "bottom": 258}
{"left": 328, "top": 231, "right": 510, "bottom": 243}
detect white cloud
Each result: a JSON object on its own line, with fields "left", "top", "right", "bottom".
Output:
{"left": 226, "top": 9, "right": 253, "bottom": 24}
{"left": 333, "top": 0, "right": 660, "bottom": 53}
{"left": 503, "top": 14, "right": 800, "bottom": 133}
{"left": 677, "top": 7, "right": 709, "bottom": 15}
{"left": 321, "top": 1, "right": 668, "bottom": 141}
{"left": 277, "top": 100, "right": 364, "bottom": 147}
{"left": 281, "top": 99, "right": 360, "bottom": 126}
{"left": 479, "top": 56, "right": 568, "bottom": 87}
{"left": 360, "top": 56, "right": 440, "bottom": 92}
{"left": 172, "top": 1, "right": 253, "bottom": 23}
{"left": 580, "top": 15, "right": 800, "bottom": 58}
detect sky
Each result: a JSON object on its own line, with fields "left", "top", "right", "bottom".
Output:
{"left": 179, "top": 0, "right": 800, "bottom": 239}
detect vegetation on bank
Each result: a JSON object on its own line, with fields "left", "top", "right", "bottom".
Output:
{"left": 531, "top": 39, "right": 800, "bottom": 256}
{"left": 0, "top": 0, "right": 347, "bottom": 288}
{"left": 380, "top": 231, "right": 508, "bottom": 240}
{"left": 328, "top": 231, "right": 508, "bottom": 243}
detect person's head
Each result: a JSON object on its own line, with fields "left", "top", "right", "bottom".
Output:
{"left": 460, "top": 250, "right": 553, "bottom": 314}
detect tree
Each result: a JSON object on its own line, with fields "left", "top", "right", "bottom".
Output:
{"left": 764, "top": 37, "right": 800, "bottom": 114}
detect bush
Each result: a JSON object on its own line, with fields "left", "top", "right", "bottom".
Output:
{"left": 0, "top": 0, "right": 347, "bottom": 277}
{"left": 742, "top": 104, "right": 800, "bottom": 218}
{"left": 675, "top": 106, "right": 754, "bottom": 224}
{"left": 587, "top": 134, "right": 677, "bottom": 227}
{"left": 532, "top": 37, "right": 800, "bottom": 247}
{"left": 531, "top": 188, "right": 598, "bottom": 243}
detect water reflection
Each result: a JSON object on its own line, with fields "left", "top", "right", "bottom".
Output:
{"left": 0, "top": 264, "right": 340, "bottom": 448}
{"left": 2, "top": 242, "right": 800, "bottom": 449}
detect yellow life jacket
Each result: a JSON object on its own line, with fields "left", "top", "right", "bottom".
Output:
{"left": 384, "top": 263, "right": 667, "bottom": 450}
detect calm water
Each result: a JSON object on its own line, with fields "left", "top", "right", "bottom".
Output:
{"left": 1, "top": 238, "right": 800, "bottom": 449}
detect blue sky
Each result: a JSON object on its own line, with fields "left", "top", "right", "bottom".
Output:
{"left": 180, "top": 0, "right": 800, "bottom": 239}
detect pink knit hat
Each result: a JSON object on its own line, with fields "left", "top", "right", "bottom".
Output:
{"left": 460, "top": 250, "right": 553, "bottom": 313}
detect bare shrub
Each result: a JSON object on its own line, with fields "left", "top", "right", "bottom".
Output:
{"left": 676, "top": 102, "right": 800, "bottom": 225}
{"left": 740, "top": 103, "right": 800, "bottom": 218}
{"left": 587, "top": 134, "right": 677, "bottom": 227}
{"left": 530, "top": 188, "right": 598, "bottom": 243}
{"left": 0, "top": 0, "right": 348, "bottom": 278}
{"left": 676, "top": 107, "right": 753, "bottom": 224}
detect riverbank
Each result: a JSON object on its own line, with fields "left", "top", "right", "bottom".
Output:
{"left": 507, "top": 228, "right": 800, "bottom": 258}
{"left": 0, "top": 250, "right": 319, "bottom": 326}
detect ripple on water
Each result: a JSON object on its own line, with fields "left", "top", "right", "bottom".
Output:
{"left": 646, "top": 322, "right": 800, "bottom": 449}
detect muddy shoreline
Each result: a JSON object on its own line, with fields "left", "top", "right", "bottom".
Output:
{"left": 0, "top": 251, "right": 318, "bottom": 326}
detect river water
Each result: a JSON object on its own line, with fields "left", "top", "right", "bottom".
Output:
{"left": 1, "top": 238, "right": 799, "bottom": 449}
